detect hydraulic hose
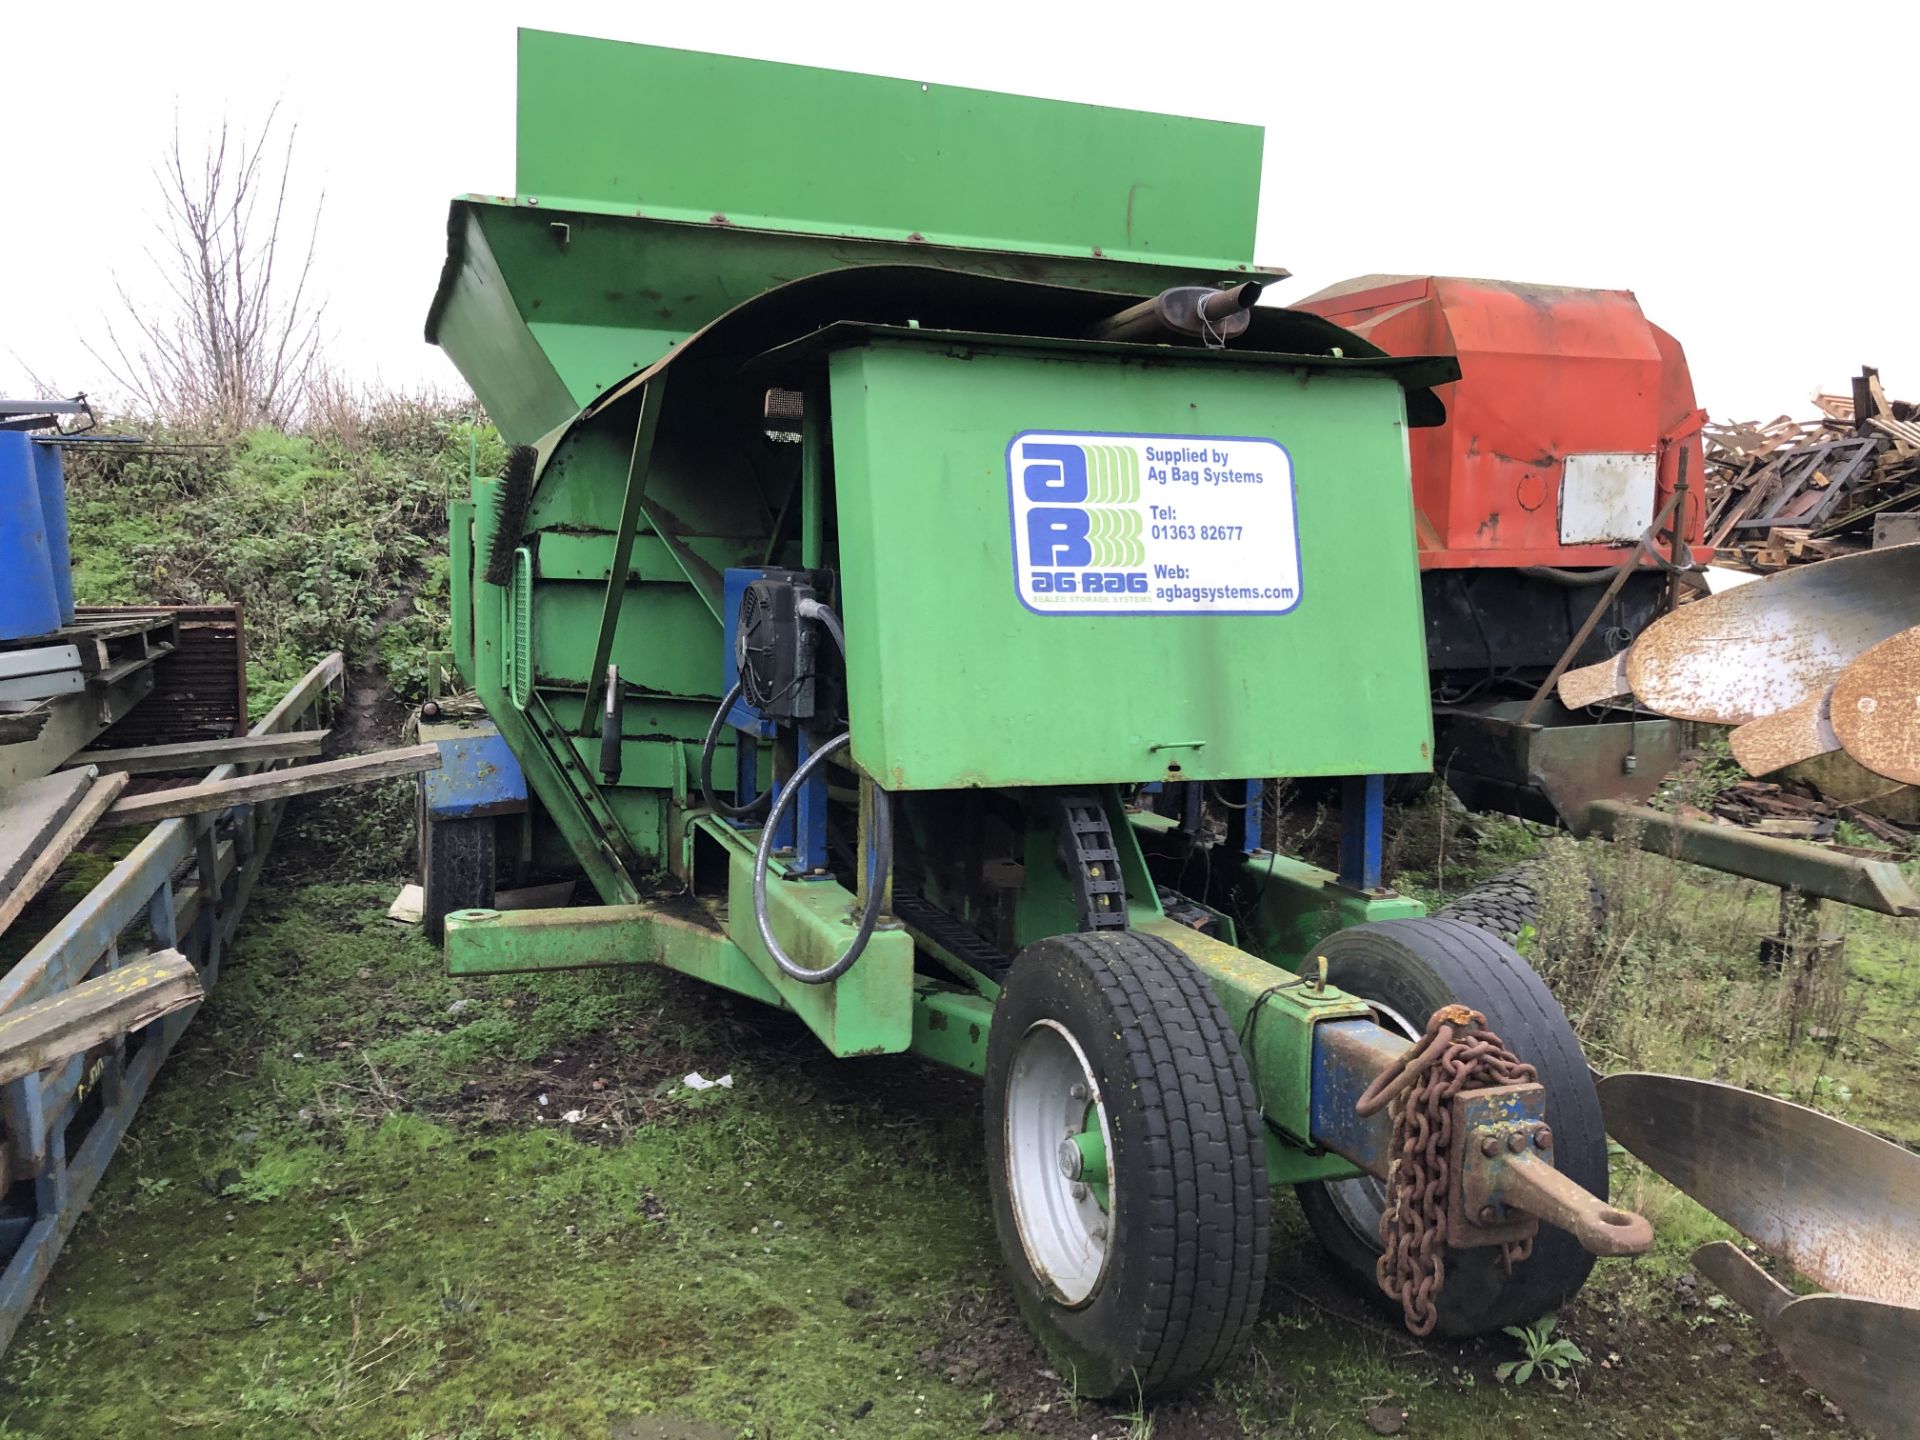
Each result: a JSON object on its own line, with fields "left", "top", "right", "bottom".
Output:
{"left": 1517, "top": 565, "right": 1619, "bottom": 586}
{"left": 752, "top": 731, "right": 893, "bottom": 985}
{"left": 699, "top": 679, "right": 770, "bottom": 819}
{"left": 798, "top": 597, "right": 844, "bottom": 655}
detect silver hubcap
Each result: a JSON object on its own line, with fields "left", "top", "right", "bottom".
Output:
{"left": 1326, "top": 996, "right": 1423, "bottom": 1245}
{"left": 1005, "top": 1020, "right": 1114, "bottom": 1306}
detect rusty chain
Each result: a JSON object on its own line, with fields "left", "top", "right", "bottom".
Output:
{"left": 1354, "top": 1003, "right": 1539, "bottom": 1336}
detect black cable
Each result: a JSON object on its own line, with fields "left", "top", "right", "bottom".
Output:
{"left": 1239, "top": 975, "right": 1310, "bottom": 1118}
{"left": 699, "top": 679, "right": 770, "bottom": 819}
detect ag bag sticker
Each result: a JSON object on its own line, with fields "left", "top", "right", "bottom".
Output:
{"left": 1007, "top": 432, "right": 1301, "bottom": 614}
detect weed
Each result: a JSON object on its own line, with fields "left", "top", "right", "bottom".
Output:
{"left": 1659, "top": 727, "right": 1746, "bottom": 814}
{"left": 1122, "top": 1371, "right": 1155, "bottom": 1439}
{"left": 1833, "top": 819, "right": 1900, "bottom": 852}
{"left": 1496, "top": 1314, "right": 1587, "bottom": 1389}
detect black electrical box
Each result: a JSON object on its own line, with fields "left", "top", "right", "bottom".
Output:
{"left": 735, "top": 570, "right": 820, "bottom": 722}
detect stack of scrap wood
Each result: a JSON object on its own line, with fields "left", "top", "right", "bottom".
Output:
{"left": 1698, "top": 777, "right": 1914, "bottom": 853}
{"left": 1704, "top": 367, "right": 1920, "bottom": 570}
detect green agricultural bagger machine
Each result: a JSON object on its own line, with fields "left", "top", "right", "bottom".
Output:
{"left": 421, "top": 30, "right": 1658, "bottom": 1396}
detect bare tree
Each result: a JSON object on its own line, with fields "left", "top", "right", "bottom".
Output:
{"left": 90, "top": 103, "right": 325, "bottom": 430}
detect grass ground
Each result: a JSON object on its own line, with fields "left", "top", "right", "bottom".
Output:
{"left": 0, "top": 786, "right": 1911, "bottom": 1439}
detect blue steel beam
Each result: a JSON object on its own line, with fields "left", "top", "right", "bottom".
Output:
{"left": 0, "top": 650, "right": 341, "bottom": 1356}
{"left": 1337, "top": 774, "right": 1386, "bottom": 891}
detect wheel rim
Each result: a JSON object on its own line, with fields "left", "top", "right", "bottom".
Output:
{"left": 1005, "top": 1019, "right": 1115, "bottom": 1306}
{"left": 1324, "top": 997, "right": 1422, "bottom": 1249}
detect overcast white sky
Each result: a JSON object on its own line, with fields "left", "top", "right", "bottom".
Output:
{"left": 4, "top": 1, "right": 1915, "bottom": 421}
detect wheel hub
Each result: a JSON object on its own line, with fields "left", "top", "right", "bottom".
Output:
{"left": 1006, "top": 1020, "right": 1115, "bottom": 1306}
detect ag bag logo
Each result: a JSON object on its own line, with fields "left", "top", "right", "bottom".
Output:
{"left": 1006, "top": 431, "right": 1302, "bottom": 615}
{"left": 1020, "top": 442, "right": 1146, "bottom": 571}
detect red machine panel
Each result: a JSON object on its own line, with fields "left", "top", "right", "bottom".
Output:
{"left": 1294, "top": 276, "right": 1707, "bottom": 570}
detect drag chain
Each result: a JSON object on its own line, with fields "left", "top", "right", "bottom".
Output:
{"left": 1355, "top": 1004, "right": 1539, "bottom": 1335}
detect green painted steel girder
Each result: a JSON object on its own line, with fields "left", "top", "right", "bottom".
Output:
{"left": 1136, "top": 917, "right": 1368, "bottom": 1139}
{"left": 447, "top": 815, "right": 915, "bottom": 1060}
{"left": 698, "top": 815, "right": 916, "bottom": 1056}
{"left": 458, "top": 804, "right": 915, "bottom": 1057}
{"left": 911, "top": 986, "right": 994, "bottom": 1078}
{"left": 444, "top": 903, "right": 784, "bottom": 1009}
{"left": 1586, "top": 799, "right": 1920, "bottom": 917}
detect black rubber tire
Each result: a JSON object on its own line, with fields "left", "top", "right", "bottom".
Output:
{"left": 984, "top": 931, "right": 1270, "bottom": 1398}
{"left": 1435, "top": 859, "right": 1604, "bottom": 946}
{"left": 420, "top": 791, "right": 495, "bottom": 946}
{"left": 1295, "top": 917, "right": 1606, "bottom": 1336}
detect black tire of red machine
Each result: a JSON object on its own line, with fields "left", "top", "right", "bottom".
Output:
{"left": 984, "top": 931, "right": 1270, "bottom": 1398}
{"left": 1435, "top": 860, "right": 1606, "bottom": 947}
{"left": 1294, "top": 918, "right": 1608, "bottom": 1335}
{"left": 417, "top": 780, "right": 495, "bottom": 945}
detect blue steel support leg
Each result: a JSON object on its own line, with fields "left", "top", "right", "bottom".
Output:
{"left": 99, "top": 943, "right": 126, "bottom": 1110}
{"left": 147, "top": 879, "right": 179, "bottom": 951}
{"left": 793, "top": 729, "right": 831, "bottom": 876}
{"left": 1226, "top": 779, "right": 1265, "bottom": 855}
{"left": 733, "top": 727, "right": 759, "bottom": 826}
{"left": 1338, "top": 775, "right": 1386, "bottom": 891}
{"left": 196, "top": 830, "right": 223, "bottom": 986}
{"left": 768, "top": 747, "right": 797, "bottom": 856}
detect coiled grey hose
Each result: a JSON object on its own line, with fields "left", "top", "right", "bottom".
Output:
{"left": 751, "top": 731, "right": 893, "bottom": 984}
{"left": 751, "top": 598, "right": 890, "bottom": 984}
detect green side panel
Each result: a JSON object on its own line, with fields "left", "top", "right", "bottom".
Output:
{"left": 469, "top": 474, "right": 641, "bottom": 905}
{"left": 515, "top": 29, "right": 1261, "bottom": 269}
{"left": 532, "top": 583, "right": 718, "bottom": 700}
{"left": 829, "top": 341, "right": 1435, "bottom": 790}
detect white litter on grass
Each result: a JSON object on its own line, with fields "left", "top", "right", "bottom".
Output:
{"left": 561, "top": 1109, "right": 585, "bottom": 1124}
{"left": 682, "top": 1072, "right": 735, "bottom": 1091}
{"left": 537, "top": 1093, "right": 550, "bottom": 1107}
{"left": 389, "top": 880, "right": 580, "bottom": 926}
{"left": 387, "top": 884, "right": 425, "bottom": 924}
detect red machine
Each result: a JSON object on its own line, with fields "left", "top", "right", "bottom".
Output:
{"left": 1297, "top": 275, "right": 1708, "bottom": 571}
{"left": 1294, "top": 276, "right": 1711, "bottom": 822}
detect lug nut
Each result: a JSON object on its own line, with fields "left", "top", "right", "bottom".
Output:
{"left": 1480, "top": 1136, "right": 1501, "bottom": 1158}
{"left": 1089, "top": 1223, "right": 1107, "bottom": 1242}
{"left": 1071, "top": 1182, "right": 1089, "bottom": 1202}
{"left": 1507, "top": 1132, "right": 1529, "bottom": 1154}
{"left": 1069, "top": 1083, "right": 1088, "bottom": 1101}
{"left": 1534, "top": 1127, "right": 1553, "bottom": 1150}
{"left": 1058, "top": 1140, "right": 1083, "bottom": 1179}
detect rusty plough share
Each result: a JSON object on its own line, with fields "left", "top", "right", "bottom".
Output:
{"left": 1599, "top": 1073, "right": 1920, "bottom": 1439}
{"left": 1557, "top": 544, "right": 1920, "bottom": 784}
